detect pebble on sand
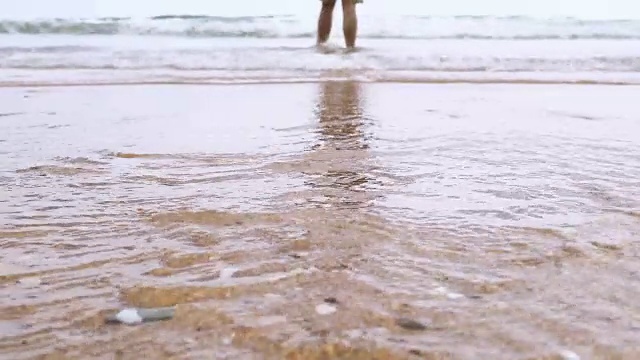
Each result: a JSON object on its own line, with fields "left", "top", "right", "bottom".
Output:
{"left": 17, "top": 277, "right": 42, "bottom": 288}
{"left": 559, "top": 350, "right": 581, "bottom": 360}
{"left": 315, "top": 303, "right": 337, "bottom": 315}
{"left": 395, "top": 318, "right": 428, "bottom": 331}
{"left": 432, "top": 286, "right": 465, "bottom": 300}
{"left": 219, "top": 267, "right": 239, "bottom": 280}
{"left": 106, "top": 307, "right": 176, "bottom": 325}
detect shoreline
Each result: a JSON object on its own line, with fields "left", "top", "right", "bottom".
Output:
{"left": 3, "top": 68, "right": 640, "bottom": 88}
{"left": 2, "top": 77, "right": 640, "bottom": 88}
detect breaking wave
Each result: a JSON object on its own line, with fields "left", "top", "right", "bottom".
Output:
{"left": 2, "top": 47, "right": 640, "bottom": 74}
{"left": 1, "top": 15, "right": 640, "bottom": 40}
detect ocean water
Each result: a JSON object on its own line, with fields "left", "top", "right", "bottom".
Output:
{"left": 2, "top": 7, "right": 640, "bottom": 85}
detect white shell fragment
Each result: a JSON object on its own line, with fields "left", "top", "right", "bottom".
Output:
{"left": 115, "top": 309, "right": 144, "bottom": 325}
{"left": 219, "top": 267, "right": 239, "bottom": 280}
{"left": 432, "top": 286, "right": 465, "bottom": 300}
{"left": 315, "top": 303, "right": 337, "bottom": 315}
{"left": 106, "top": 306, "right": 176, "bottom": 325}
{"left": 17, "top": 277, "right": 42, "bottom": 288}
{"left": 446, "top": 292, "right": 465, "bottom": 300}
{"left": 559, "top": 350, "right": 581, "bottom": 360}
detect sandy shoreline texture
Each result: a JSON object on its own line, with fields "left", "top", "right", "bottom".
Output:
{"left": 2, "top": 70, "right": 640, "bottom": 88}
{"left": 1, "top": 82, "right": 639, "bottom": 359}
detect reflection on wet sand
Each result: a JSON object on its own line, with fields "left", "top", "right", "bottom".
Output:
{"left": 315, "top": 81, "right": 367, "bottom": 152}
{"left": 305, "top": 80, "right": 374, "bottom": 210}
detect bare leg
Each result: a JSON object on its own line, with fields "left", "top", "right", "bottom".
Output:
{"left": 317, "top": 0, "right": 336, "bottom": 45}
{"left": 342, "top": 0, "right": 358, "bottom": 48}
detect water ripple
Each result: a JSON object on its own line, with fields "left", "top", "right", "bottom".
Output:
{"left": 0, "top": 82, "right": 638, "bottom": 359}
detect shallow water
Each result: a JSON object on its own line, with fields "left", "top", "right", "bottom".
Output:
{"left": 0, "top": 82, "right": 639, "bottom": 359}
{"left": 3, "top": 14, "right": 640, "bottom": 86}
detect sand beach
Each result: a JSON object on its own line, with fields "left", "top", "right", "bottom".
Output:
{"left": 1, "top": 79, "right": 639, "bottom": 359}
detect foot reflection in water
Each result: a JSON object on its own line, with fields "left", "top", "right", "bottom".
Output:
{"left": 306, "top": 80, "right": 376, "bottom": 210}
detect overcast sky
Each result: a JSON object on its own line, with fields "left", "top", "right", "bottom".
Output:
{"left": 3, "top": 0, "right": 639, "bottom": 19}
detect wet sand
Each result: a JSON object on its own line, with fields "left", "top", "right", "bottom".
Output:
{"left": 1, "top": 81, "right": 640, "bottom": 360}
